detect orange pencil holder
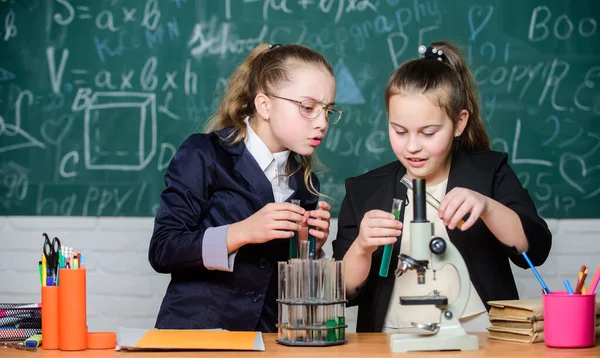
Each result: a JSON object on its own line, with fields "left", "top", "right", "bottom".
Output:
{"left": 41, "top": 286, "right": 59, "bottom": 349}
{"left": 58, "top": 268, "right": 87, "bottom": 351}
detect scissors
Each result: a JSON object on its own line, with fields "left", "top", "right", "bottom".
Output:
{"left": 43, "top": 233, "right": 61, "bottom": 281}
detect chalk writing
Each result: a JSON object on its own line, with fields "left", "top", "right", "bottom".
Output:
{"left": 0, "top": 0, "right": 598, "bottom": 217}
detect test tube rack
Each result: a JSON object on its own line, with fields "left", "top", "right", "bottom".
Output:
{"left": 276, "top": 258, "right": 347, "bottom": 346}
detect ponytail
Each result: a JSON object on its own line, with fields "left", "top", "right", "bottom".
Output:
{"left": 203, "top": 44, "right": 270, "bottom": 139}
{"left": 386, "top": 40, "right": 490, "bottom": 151}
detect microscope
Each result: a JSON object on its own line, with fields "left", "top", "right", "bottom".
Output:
{"left": 390, "top": 178, "right": 479, "bottom": 352}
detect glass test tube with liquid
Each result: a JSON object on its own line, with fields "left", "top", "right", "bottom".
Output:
{"left": 289, "top": 199, "right": 301, "bottom": 259}
{"left": 379, "top": 198, "right": 403, "bottom": 277}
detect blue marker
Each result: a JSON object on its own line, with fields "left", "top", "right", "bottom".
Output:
{"left": 564, "top": 280, "right": 574, "bottom": 295}
{"left": 522, "top": 252, "right": 551, "bottom": 294}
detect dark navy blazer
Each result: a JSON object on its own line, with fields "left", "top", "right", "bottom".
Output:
{"left": 149, "top": 127, "right": 319, "bottom": 332}
{"left": 332, "top": 150, "right": 552, "bottom": 332}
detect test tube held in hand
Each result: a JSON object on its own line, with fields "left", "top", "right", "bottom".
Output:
{"left": 299, "top": 240, "right": 310, "bottom": 260}
{"left": 400, "top": 177, "right": 465, "bottom": 229}
{"left": 289, "top": 199, "right": 301, "bottom": 259}
{"left": 308, "top": 232, "right": 317, "bottom": 259}
{"left": 379, "top": 198, "right": 403, "bottom": 277}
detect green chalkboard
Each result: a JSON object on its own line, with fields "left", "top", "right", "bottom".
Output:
{"left": 0, "top": 0, "right": 598, "bottom": 218}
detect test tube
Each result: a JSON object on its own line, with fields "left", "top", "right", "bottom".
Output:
{"left": 379, "top": 198, "right": 403, "bottom": 277}
{"left": 293, "top": 257, "right": 304, "bottom": 341}
{"left": 289, "top": 199, "right": 301, "bottom": 259}
{"left": 400, "top": 177, "right": 465, "bottom": 229}
{"left": 278, "top": 262, "right": 288, "bottom": 341}
{"left": 318, "top": 259, "right": 329, "bottom": 342}
{"left": 286, "top": 263, "right": 296, "bottom": 341}
{"left": 308, "top": 233, "right": 317, "bottom": 259}
{"left": 336, "top": 260, "right": 346, "bottom": 341}
{"left": 326, "top": 259, "right": 337, "bottom": 342}
{"left": 299, "top": 240, "right": 309, "bottom": 260}
{"left": 310, "top": 259, "right": 320, "bottom": 342}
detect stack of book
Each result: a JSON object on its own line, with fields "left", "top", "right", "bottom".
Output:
{"left": 486, "top": 299, "right": 600, "bottom": 344}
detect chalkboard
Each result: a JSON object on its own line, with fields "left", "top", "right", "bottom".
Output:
{"left": 1, "top": 0, "right": 598, "bottom": 218}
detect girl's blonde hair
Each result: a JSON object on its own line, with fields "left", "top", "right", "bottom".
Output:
{"left": 385, "top": 40, "right": 491, "bottom": 151}
{"left": 204, "top": 44, "right": 334, "bottom": 197}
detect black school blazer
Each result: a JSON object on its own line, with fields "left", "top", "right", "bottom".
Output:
{"left": 332, "top": 150, "right": 552, "bottom": 332}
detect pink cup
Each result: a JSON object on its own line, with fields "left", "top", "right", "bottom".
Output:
{"left": 543, "top": 292, "right": 596, "bottom": 348}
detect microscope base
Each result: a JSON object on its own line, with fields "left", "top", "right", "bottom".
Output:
{"left": 390, "top": 321, "right": 479, "bottom": 352}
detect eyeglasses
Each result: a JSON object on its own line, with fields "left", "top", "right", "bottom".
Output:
{"left": 267, "top": 94, "right": 343, "bottom": 124}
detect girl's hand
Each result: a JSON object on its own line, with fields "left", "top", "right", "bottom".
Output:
{"left": 305, "top": 201, "right": 331, "bottom": 253}
{"left": 355, "top": 209, "right": 402, "bottom": 256}
{"left": 438, "top": 187, "right": 489, "bottom": 231}
{"left": 232, "top": 202, "right": 307, "bottom": 245}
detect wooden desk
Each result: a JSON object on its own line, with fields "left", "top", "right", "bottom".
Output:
{"left": 1, "top": 333, "right": 599, "bottom": 357}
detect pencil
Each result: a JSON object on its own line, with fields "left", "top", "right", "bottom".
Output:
{"left": 589, "top": 267, "right": 600, "bottom": 294}
{"left": 574, "top": 266, "right": 587, "bottom": 294}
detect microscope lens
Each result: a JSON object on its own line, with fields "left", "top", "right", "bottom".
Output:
{"left": 417, "top": 271, "right": 425, "bottom": 284}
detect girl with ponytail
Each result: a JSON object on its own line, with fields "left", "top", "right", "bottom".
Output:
{"left": 150, "top": 43, "right": 341, "bottom": 331}
{"left": 333, "top": 41, "right": 551, "bottom": 333}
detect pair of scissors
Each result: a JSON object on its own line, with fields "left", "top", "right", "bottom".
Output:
{"left": 43, "top": 233, "right": 61, "bottom": 282}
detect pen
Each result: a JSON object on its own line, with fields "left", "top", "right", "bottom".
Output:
{"left": 41, "top": 256, "right": 47, "bottom": 287}
{"left": 1, "top": 342, "right": 37, "bottom": 352}
{"left": 24, "top": 333, "right": 42, "bottom": 347}
{"left": 38, "top": 261, "right": 43, "bottom": 286}
{"left": 564, "top": 279, "right": 574, "bottom": 295}
{"left": 522, "top": 252, "right": 551, "bottom": 294}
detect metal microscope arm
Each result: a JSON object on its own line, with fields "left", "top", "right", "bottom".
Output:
{"left": 429, "top": 236, "right": 469, "bottom": 318}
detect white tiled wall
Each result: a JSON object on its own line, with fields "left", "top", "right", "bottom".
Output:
{"left": 1, "top": 217, "right": 598, "bottom": 333}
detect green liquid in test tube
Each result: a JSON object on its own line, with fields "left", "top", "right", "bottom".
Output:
{"left": 379, "top": 198, "right": 403, "bottom": 277}
{"left": 289, "top": 199, "right": 301, "bottom": 259}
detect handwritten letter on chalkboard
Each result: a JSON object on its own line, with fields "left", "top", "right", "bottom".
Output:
{"left": 0, "top": 0, "right": 598, "bottom": 217}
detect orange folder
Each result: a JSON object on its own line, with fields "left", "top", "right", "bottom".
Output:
{"left": 117, "top": 328, "right": 265, "bottom": 351}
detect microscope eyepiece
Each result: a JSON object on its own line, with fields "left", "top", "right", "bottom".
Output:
{"left": 413, "top": 178, "right": 427, "bottom": 222}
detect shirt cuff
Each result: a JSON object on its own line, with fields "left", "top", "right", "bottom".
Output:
{"left": 202, "top": 225, "right": 237, "bottom": 272}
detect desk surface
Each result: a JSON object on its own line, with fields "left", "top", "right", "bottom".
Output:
{"left": 1, "top": 333, "right": 599, "bottom": 358}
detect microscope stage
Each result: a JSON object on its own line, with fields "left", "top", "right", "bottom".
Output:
{"left": 400, "top": 295, "right": 448, "bottom": 306}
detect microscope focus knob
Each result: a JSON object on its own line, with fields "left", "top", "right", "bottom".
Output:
{"left": 429, "top": 237, "right": 447, "bottom": 255}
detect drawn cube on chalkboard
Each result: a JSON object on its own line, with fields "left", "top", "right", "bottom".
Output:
{"left": 84, "top": 92, "right": 157, "bottom": 171}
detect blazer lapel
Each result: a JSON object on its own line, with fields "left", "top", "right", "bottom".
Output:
{"left": 233, "top": 150, "right": 275, "bottom": 205}
{"left": 218, "top": 128, "right": 275, "bottom": 206}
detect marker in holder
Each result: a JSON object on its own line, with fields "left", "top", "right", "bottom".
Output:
{"left": 277, "top": 258, "right": 347, "bottom": 346}
{"left": 58, "top": 268, "right": 87, "bottom": 351}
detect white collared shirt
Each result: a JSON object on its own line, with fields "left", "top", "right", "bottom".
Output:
{"left": 202, "top": 119, "right": 296, "bottom": 272}
{"left": 244, "top": 118, "right": 295, "bottom": 203}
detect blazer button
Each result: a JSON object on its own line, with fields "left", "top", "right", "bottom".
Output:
{"left": 246, "top": 291, "right": 263, "bottom": 303}
{"left": 259, "top": 258, "right": 271, "bottom": 270}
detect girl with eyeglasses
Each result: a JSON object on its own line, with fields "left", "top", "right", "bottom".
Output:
{"left": 149, "top": 43, "right": 340, "bottom": 332}
{"left": 332, "top": 41, "right": 552, "bottom": 333}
